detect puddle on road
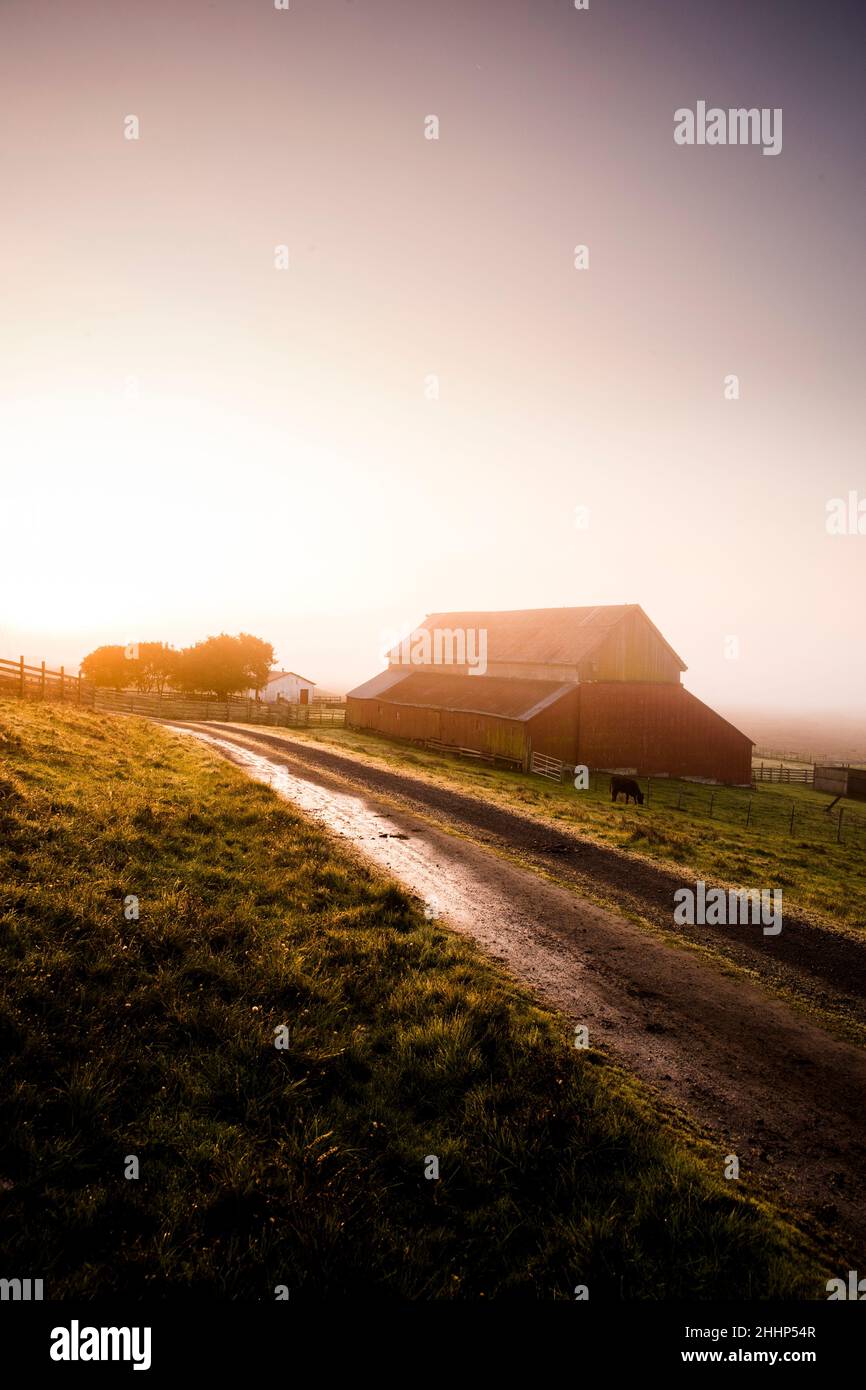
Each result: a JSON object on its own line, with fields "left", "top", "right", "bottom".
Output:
{"left": 175, "top": 726, "right": 461, "bottom": 922}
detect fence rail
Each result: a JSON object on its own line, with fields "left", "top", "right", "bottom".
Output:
{"left": 91, "top": 687, "right": 346, "bottom": 727}
{"left": 752, "top": 764, "right": 813, "bottom": 784}
{"left": 0, "top": 659, "right": 346, "bottom": 728}
{"left": 424, "top": 738, "right": 523, "bottom": 770}
{"left": 530, "top": 750, "right": 565, "bottom": 782}
{"left": 0, "top": 655, "right": 83, "bottom": 703}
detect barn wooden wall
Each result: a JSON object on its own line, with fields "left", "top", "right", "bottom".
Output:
{"left": 527, "top": 687, "right": 580, "bottom": 763}
{"left": 346, "top": 697, "right": 527, "bottom": 765}
{"left": 583, "top": 610, "right": 683, "bottom": 683}
{"left": 576, "top": 682, "right": 752, "bottom": 784}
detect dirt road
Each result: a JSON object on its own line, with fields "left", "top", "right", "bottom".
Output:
{"left": 170, "top": 721, "right": 866, "bottom": 1262}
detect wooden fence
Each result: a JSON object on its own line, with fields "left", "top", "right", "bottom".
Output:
{"left": 423, "top": 738, "right": 523, "bottom": 771}
{"left": 752, "top": 764, "right": 813, "bottom": 785}
{"left": 530, "top": 750, "right": 565, "bottom": 782}
{"left": 91, "top": 687, "right": 346, "bottom": 727}
{"left": 0, "top": 658, "right": 346, "bottom": 728}
{"left": 0, "top": 655, "right": 83, "bottom": 703}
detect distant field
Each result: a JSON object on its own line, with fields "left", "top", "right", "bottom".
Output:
{"left": 270, "top": 725, "right": 866, "bottom": 933}
{"left": 0, "top": 698, "right": 823, "bottom": 1298}
{"left": 726, "top": 709, "right": 866, "bottom": 766}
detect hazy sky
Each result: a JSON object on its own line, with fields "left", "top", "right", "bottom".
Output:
{"left": 1, "top": 0, "right": 864, "bottom": 712}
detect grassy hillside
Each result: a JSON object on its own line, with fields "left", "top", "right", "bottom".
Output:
{"left": 0, "top": 699, "right": 824, "bottom": 1298}
{"left": 276, "top": 725, "right": 866, "bottom": 932}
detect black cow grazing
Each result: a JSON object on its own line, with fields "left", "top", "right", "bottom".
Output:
{"left": 610, "top": 775, "right": 644, "bottom": 805}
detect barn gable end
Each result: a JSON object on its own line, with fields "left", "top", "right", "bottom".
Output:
{"left": 385, "top": 605, "right": 685, "bottom": 684}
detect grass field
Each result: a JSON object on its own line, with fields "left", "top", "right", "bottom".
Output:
{"left": 0, "top": 698, "right": 828, "bottom": 1298}
{"left": 272, "top": 725, "right": 866, "bottom": 933}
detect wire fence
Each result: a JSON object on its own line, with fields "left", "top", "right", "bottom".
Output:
{"left": 524, "top": 755, "right": 866, "bottom": 849}
{"left": 586, "top": 770, "right": 866, "bottom": 849}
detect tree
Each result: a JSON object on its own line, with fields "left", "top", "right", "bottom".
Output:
{"left": 80, "top": 641, "right": 178, "bottom": 693}
{"left": 82, "top": 632, "right": 275, "bottom": 699}
{"left": 175, "top": 633, "right": 274, "bottom": 698}
{"left": 80, "top": 645, "right": 130, "bottom": 689}
{"left": 133, "top": 642, "right": 178, "bottom": 695}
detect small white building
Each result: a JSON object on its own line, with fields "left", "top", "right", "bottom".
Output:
{"left": 249, "top": 670, "right": 317, "bottom": 704}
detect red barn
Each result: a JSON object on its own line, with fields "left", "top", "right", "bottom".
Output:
{"left": 346, "top": 606, "right": 753, "bottom": 784}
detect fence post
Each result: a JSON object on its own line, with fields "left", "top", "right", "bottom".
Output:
{"left": 837, "top": 809, "right": 844, "bottom": 844}
{"left": 40, "top": 660, "right": 46, "bottom": 699}
{"left": 59, "top": 666, "right": 65, "bottom": 701}
{"left": 709, "top": 794, "right": 715, "bottom": 818}
{"left": 19, "top": 655, "right": 24, "bottom": 697}
{"left": 746, "top": 798, "right": 752, "bottom": 828}
{"left": 789, "top": 803, "right": 795, "bottom": 835}
{"left": 646, "top": 777, "right": 651, "bottom": 806}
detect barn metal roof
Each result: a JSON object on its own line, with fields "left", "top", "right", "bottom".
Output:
{"left": 346, "top": 668, "right": 408, "bottom": 700}
{"left": 353, "top": 670, "right": 577, "bottom": 721}
{"left": 386, "top": 605, "right": 686, "bottom": 670}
